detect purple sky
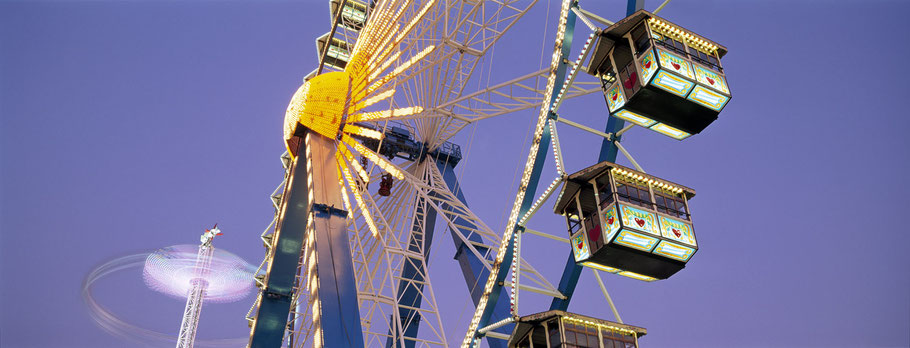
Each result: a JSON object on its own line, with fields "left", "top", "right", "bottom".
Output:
{"left": 2, "top": 1, "right": 909, "bottom": 347}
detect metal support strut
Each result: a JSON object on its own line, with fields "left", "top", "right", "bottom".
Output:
{"left": 249, "top": 133, "right": 364, "bottom": 348}
{"left": 551, "top": 0, "right": 644, "bottom": 314}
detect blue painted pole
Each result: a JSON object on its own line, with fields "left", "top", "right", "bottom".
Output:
{"left": 249, "top": 134, "right": 364, "bottom": 348}
{"left": 384, "top": 154, "right": 510, "bottom": 348}
{"left": 466, "top": 2, "right": 579, "bottom": 345}
{"left": 384, "top": 194, "right": 437, "bottom": 348}
{"left": 550, "top": 0, "right": 643, "bottom": 312}
{"left": 249, "top": 138, "right": 310, "bottom": 348}
{"left": 436, "top": 160, "right": 512, "bottom": 348}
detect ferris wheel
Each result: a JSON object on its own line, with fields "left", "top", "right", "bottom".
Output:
{"left": 243, "top": 0, "right": 731, "bottom": 346}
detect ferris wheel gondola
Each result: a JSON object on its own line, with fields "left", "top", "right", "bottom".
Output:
{"left": 586, "top": 10, "right": 731, "bottom": 140}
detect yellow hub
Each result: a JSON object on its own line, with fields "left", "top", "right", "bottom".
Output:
{"left": 283, "top": 71, "right": 351, "bottom": 155}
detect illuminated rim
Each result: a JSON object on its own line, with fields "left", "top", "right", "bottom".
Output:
{"left": 143, "top": 245, "right": 255, "bottom": 303}
{"left": 82, "top": 253, "right": 251, "bottom": 347}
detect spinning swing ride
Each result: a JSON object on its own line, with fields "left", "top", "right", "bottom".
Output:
{"left": 244, "top": 0, "right": 731, "bottom": 347}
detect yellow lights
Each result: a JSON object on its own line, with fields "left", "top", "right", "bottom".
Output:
{"left": 647, "top": 17, "right": 718, "bottom": 53}
{"left": 365, "top": 74, "right": 395, "bottom": 96}
{"left": 611, "top": 167, "right": 685, "bottom": 194}
{"left": 394, "top": 0, "right": 437, "bottom": 43}
{"left": 359, "top": 88, "right": 395, "bottom": 109}
{"left": 338, "top": 180, "right": 353, "bottom": 214}
{"left": 276, "top": 0, "right": 442, "bottom": 256}
{"left": 562, "top": 316, "right": 639, "bottom": 336}
{"left": 313, "top": 327, "right": 323, "bottom": 348}
{"left": 285, "top": 72, "right": 350, "bottom": 145}
{"left": 368, "top": 51, "right": 401, "bottom": 81}
{"left": 391, "top": 45, "right": 435, "bottom": 77}
{"left": 284, "top": 82, "right": 310, "bottom": 144}
{"left": 653, "top": 181, "right": 682, "bottom": 195}
{"left": 547, "top": 120, "right": 564, "bottom": 174}
{"left": 342, "top": 124, "right": 383, "bottom": 140}
{"left": 551, "top": 32, "right": 597, "bottom": 112}
{"left": 337, "top": 152, "right": 380, "bottom": 237}
{"left": 338, "top": 144, "right": 370, "bottom": 185}
{"left": 463, "top": 0, "right": 574, "bottom": 346}
{"left": 349, "top": 106, "right": 423, "bottom": 122}
{"left": 342, "top": 134, "right": 404, "bottom": 180}
{"left": 509, "top": 232, "right": 521, "bottom": 315}
{"left": 361, "top": 15, "right": 402, "bottom": 70}
{"left": 518, "top": 175, "right": 564, "bottom": 226}
{"left": 347, "top": 5, "right": 398, "bottom": 70}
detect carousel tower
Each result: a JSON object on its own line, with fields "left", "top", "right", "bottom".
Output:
{"left": 174, "top": 225, "right": 221, "bottom": 348}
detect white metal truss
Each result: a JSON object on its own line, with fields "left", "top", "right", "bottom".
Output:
{"left": 251, "top": 0, "right": 630, "bottom": 345}
{"left": 342, "top": 160, "right": 449, "bottom": 347}
{"left": 388, "top": 68, "right": 602, "bottom": 148}
{"left": 176, "top": 242, "right": 214, "bottom": 348}
{"left": 421, "top": 155, "right": 563, "bottom": 301}
{"left": 359, "top": 0, "right": 547, "bottom": 150}
{"left": 338, "top": 1, "right": 567, "bottom": 345}
{"left": 353, "top": 142, "right": 568, "bottom": 340}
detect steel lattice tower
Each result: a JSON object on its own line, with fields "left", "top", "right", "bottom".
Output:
{"left": 175, "top": 227, "right": 219, "bottom": 348}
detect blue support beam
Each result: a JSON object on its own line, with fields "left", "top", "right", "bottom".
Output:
{"left": 249, "top": 134, "right": 363, "bottom": 347}
{"left": 385, "top": 195, "right": 438, "bottom": 348}
{"left": 436, "top": 160, "right": 512, "bottom": 348}
{"left": 311, "top": 204, "right": 365, "bottom": 347}
{"left": 360, "top": 120, "right": 512, "bottom": 346}
{"left": 551, "top": 0, "right": 642, "bottom": 312}
{"left": 249, "top": 138, "right": 309, "bottom": 348}
{"left": 385, "top": 152, "right": 511, "bottom": 347}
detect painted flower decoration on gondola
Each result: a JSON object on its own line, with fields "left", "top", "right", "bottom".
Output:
{"left": 281, "top": 0, "right": 438, "bottom": 238}
{"left": 606, "top": 84, "right": 625, "bottom": 112}
{"left": 639, "top": 50, "right": 657, "bottom": 83}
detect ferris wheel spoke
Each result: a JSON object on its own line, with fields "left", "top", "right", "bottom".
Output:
{"left": 377, "top": 163, "right": 449, "bottom": 347}
{"left": 341, "top": 160, "right": 449, "bottom": 347}
{"left": 515, "top": 257, "right": 561, "bottom": 295}
{"left": 428, "top": 0, "right": 538, "bottom": 108}
{"left": 357, "top": 0, "right": 539, "bottom": 148}
{"left": 447, "top": 75, "right": 599, "bottom": 143}
{"left": 384, "top": 68, "right": 599, "bottom": 148}
{"left": 347, "top": 211, "right": 410, "bottom": 345}
{"left": 424, "top": 162, "right": 500, "bottom": 240}
{"left": 429, "top": 161, "right": 563, "bottom": 298}
{"left": 445, "top": 0, "right": 537, "bottom": 56}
